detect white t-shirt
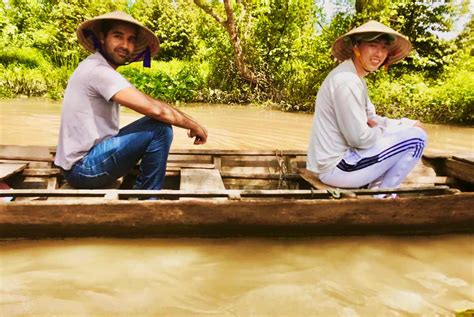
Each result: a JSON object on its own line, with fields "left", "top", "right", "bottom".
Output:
{"left": 307, "top": 59, "right": 415, "bottom": 173}
{"left": 55, "top": 52, "right": 132, "bottom": 170}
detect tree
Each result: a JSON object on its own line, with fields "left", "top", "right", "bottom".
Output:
{"left": 132, "top": 0, "right": 199, "bottom": 61}
{"left": 193, "top": 0, "right": 257, "bottom": 84}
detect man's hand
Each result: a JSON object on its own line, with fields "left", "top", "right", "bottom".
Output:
{"left": 113, "top": 88, "right": 209, "bottom": 144}
{"left": 188, "top": 124, "right": 208, "bottom": 145}
{"left": 367, "top": 118, "right": 377, "bottom": 128}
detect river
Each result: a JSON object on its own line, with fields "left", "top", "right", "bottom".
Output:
{"left": 1, "top": 98, "right": 473, "bottom": 316}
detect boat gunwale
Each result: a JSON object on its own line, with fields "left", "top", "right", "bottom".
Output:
{"left": 0, "top": 185, "right": 456, "bottom": 200}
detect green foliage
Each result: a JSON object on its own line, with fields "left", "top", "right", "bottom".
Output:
{"left": 119, "top": 60, "right": 206, "bottom": 102}
{"left": 390, "top": 1, "right": 458, "bottom": 77}
{"left": 0, "top": 0, "right": 472, "bottom": 125}
{"left": 199, "top": 0, "right": 332, "bottom": 109}
{"left": 427, "top": 57, "right": 474, "bottom": 124}
{"left": 132, "top": 0, "right": 200, "bottom": 61}
{"left": 0, "top": 47, "right": 47, "bottom": 68}
{"left": 0, "top": 62, "right": 71, "bottom": 99}
{"left": 0, "top": 47, "right": 71, "bottom": 100}
{"left": 455, "top": 309, "right": 474, "bottom": 317}
{"left": 368, "top": 53, "right": 474, "bottom": 125}
{"left": 35, "top": 0, "right": 128, "bottom": 68}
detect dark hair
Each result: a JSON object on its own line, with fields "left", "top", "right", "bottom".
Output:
{"left": 100, "top": 20, "right": 139, "bottom": 37}
{"left": 350, "top": 33, "right": 394, "bottom": 46}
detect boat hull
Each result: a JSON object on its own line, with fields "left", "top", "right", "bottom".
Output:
{"left": 1, "top": 193, "right": 473, "bottom": 238}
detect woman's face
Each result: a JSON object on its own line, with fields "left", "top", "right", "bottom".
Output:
{"left": 353, "top": 40, "right": 390, "bottom": 73}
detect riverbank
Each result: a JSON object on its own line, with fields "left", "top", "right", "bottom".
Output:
{"left": 1, "top": 52, "right": 473, "bottom": 125}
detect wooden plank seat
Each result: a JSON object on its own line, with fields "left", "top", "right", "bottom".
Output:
{"left": 179, "top": 168, "right": 227, "bottom": 200}
{"left": 0, "top": 163, "right": 26, "bottom": 202}
{"left": 297, "top": 160, "right": 444, "bottom": 198}
{"left": 0, "top": 145, "right": 55, "bottom": 162}
{"left": 297, "top": 168, "right": 332, "bottom": 190}
{"left": 0, "top": 163, "right": 27, "bottom": 181}
{"left": 180, "top": 168, "right": 226, "bottom": 191}
{"left": 167, "top": 162, "right": 216, "bottom": 170}
{"left": 297, "top": 168, "right": 356, "bottom": 198}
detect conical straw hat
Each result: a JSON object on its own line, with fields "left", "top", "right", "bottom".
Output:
{"left": 76, "top": 11, "right": 159, "bottom": 63}
{"left": 331, "top": 20, "right": 411, "bottom": 65}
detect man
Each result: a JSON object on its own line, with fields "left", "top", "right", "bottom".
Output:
{"left": 307, "top": 21, "right": 427, "bottom": 193}
{"left": 55, "top": 11, "right": 208, "bottom": 190}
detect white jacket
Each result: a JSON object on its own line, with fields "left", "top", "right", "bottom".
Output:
{"left": 307, "top": 59, "right": 415, "bottom": 173}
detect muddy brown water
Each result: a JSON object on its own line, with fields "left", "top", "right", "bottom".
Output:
{"left": 1, "top": 98, "right": 473, "bottom": 316}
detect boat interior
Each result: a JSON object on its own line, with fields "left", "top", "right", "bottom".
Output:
{"left": 0, "top": 145, "right": 472, "bottom": 201}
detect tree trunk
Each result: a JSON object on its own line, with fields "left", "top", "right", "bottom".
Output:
{"left": 193, "top": 0, "right": 257, "bottom": 84}
{"left": 355, "top": 0, "right": 366, "bottom": 13}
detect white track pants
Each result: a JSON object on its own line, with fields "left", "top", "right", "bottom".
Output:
{"left": 319, "top": 126, "right": 427, "bottom": 189}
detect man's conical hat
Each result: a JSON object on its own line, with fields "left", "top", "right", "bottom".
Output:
{"left": 76, "top": 11, "right": 159, "bottom": 63}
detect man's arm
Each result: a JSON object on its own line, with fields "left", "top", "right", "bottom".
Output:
{"left": 112, "top": 87, "right": 207, "bottom": 144}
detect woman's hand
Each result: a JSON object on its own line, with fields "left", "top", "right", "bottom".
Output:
{"left": 367, "top": 118, "right": 377, "bottom": 128}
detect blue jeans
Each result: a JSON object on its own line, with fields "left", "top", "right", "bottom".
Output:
{"left": 64, "top": 116, "right": 173, "bottom": 190}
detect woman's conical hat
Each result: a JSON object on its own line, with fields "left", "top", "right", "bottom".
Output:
{"left": 331, "top": 20, "right": 411, "bottom": 65}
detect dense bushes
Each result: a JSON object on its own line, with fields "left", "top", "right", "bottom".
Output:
{"left": 369, "top": 53, "right": 474, "bottom": 124}
{"left": 119, "top": 60, "right": 206, "bottom": 102}
{"left": 0, "top": 0, "right": 472, "bottom": 125}
{"left": 0, "top": 47, "right": 71, "bottom": 99}
{"left": 1, "top": 46, "right": 472, "bottom": 124}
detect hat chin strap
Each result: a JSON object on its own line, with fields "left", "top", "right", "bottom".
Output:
{"left": 83, "top": 29, "right": 105, "bottom": 56}
{"left": 83, "top": 29, "right": 115, "bottom": 66}
{"left": 130, "top": 47, "right": 151, "bottom": 68}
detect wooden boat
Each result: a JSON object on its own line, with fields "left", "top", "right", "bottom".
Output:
{"left": 0, "top": 145, "right": 473, "bottom": 238}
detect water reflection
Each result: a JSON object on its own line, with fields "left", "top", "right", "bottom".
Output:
{"left": 0, "top": 98, "right": 472, "bottom": 152}
{"left": 0, "top": 98, "right": 473, "bottom": 316}
{"left": 1, "top": 236, "right": 473, "bottom": 316}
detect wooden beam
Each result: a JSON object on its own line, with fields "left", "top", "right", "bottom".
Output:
{"left": 453, "top": 154, "right": 474, "bottom": 165}
{"left": 220, "top": 172, "right": 300, "bottom": 180}
{"left": 0, "top": 186, "right": 453, "bottom": 199}
{"left": 0, "top": 145, "right": 54, "bottom": 162}
{"left": 213, "top": 155, "right": 222, "bottom": 170}
{"left": 46, "top": 177, "right": 57, "bottom": 190}
{"left": 445, "top": 158, "right": 474, "bottom": 184}
{"left": 167, "top": 162, "right": 215, "bottom": 169}
{"left": 22, "top": 168, "right": 61, "bottom": 177}
{"left": 169, "top": 149, "right": 306, "bottom": 156}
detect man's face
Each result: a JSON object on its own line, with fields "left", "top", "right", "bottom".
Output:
{"left": 102, "top": 22, "right": 138, "bottom": 68}
{"left": 354, "top": 40, "right": 389, "bottom": 72}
